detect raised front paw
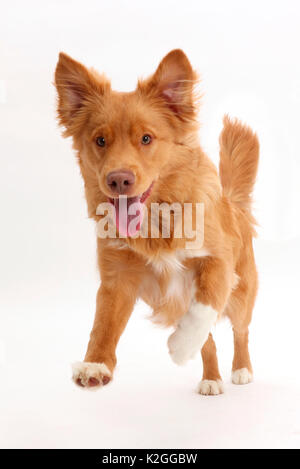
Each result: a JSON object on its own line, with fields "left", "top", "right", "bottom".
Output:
{"left": 168, "top": 303, "right": 218, "bottom": 366}
{"left": 72, "top": 362, "right": 111, "bottom": 389}
{"left": 168, "top": 327, "right": 199, "bottom": 366}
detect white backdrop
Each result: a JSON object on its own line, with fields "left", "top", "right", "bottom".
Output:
{"left": 0, "top": 0, "right": 300, "bottom": 449}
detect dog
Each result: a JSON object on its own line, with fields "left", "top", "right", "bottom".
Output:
{"left": 54, "top": 49, "right": 259, "bottom": 395}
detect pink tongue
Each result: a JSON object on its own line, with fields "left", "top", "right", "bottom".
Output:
{"left": 114, "top": 196, "right": 144, "bottom": 237}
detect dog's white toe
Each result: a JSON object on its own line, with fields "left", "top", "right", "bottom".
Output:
{"left": 197, "top": 379, "right": 224, "bottom": 396}
{"left": 231, "top": 368, "right": 253, "bottom": 385}
{"left": 72, "top": 361, "right": 111, "bottom": 389}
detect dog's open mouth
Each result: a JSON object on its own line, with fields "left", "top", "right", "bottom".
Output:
{"left": 108, "top": 182, "right": 154, "bottom": 237}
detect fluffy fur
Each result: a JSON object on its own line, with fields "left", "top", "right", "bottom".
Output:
{"left": 55, "top": 49, "right": 259, "bottom": 394}
{"left": 168, "top": 302, "right": 218, "bottom": 366}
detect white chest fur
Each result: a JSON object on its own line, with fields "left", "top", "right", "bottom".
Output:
{"left": 149, "top": 248, "right": 210, "bottom": 302}
{"left": 149, "top": 247, "right": 211, "bottom": 275}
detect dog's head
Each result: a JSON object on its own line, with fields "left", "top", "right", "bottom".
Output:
{"left": 55, "top": 49, "right": 199, "bottom": 236}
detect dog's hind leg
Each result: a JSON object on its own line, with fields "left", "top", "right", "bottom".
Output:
{"left": 197, "top": 333, "right": 224, "bottom": 395}
{"left": 231, "top": 328, "right": 253, "bottom": 384}
{"left": 225, "top": 256, "right": 257, "bottom": 385}
{"left": 227, "top": 298, "right": 254, "bottom": 385}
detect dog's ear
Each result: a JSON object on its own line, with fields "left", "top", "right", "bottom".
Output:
{"left": 54, "top": 53, "right": 107, "bottom": 133}
{"left": 139, "top": 49, "right": 198, "bottom": 122}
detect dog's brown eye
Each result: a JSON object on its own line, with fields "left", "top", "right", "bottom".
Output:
{"left": 96, "top": 136, "right": 106, "bottom": 147}
{"left": 142, "top": 134, "right": 152, "bottom": 145}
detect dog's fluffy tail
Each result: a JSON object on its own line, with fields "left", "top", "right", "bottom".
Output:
{"left": 219, "top": 115, "right": 259, "bottom": 227}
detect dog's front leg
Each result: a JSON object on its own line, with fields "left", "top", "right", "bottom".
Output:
{"left": 73, "top": 280, "right": 137, "bottom": 389}
{"left": 168, "top": 257, "right": 232, "bottom": 366}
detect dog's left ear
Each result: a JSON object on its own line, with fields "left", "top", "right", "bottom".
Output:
{"left": 139, "top": 49, "right": 198, "bottom": 121}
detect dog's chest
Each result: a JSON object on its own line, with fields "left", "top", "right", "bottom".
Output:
{"left": 140, "top": 251, "right": 202, "bottom": 320}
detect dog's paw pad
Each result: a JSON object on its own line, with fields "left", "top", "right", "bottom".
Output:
{"left": 72, "top": 362, "right": 111, "bottom": 390}
{"left": 76, "top": 378, "right": 84, "bottom": 387}
{"left": 88, "top": 377, "right": 100, "bottom": 387}
{"left": 197, "top": 379, "right": 224, "bottom": 396}
{"left": 231, "top": 368, "right": 253, "bottom": 385}
{"left": 102, "top": 376, "right": 111, "bottom": 385}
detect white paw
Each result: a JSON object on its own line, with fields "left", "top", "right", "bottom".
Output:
{"left": 197, "top": 379, "right": 224, "bottom": 396}
{"left": 168, "top": 302, "right": 218, "bottom": 366}
{"left": 168, "top": 326, "right": 200, "bottom": 365}
{"left": 231, "top": 368, "right": 253, "bottom": 385}
{"left": 72, "top": 362, "right": 111, "bottom": 389}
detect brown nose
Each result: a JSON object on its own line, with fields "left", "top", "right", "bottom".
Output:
{"left": 106, "top": 170, "right": 135, "bottom": 195}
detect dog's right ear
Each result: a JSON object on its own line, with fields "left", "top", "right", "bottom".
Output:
{"left": 54, "top": 53, "right": 107, "bottom": 134}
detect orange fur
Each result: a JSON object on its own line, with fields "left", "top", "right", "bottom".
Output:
{"left": 54, "top": 50, "right": 259, "bottom": 393}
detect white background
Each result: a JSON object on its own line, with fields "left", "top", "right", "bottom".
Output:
{"left": 0, "top": 0, "right": 300, "bottom": 449}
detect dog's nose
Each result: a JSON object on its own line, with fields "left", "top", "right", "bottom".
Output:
{"left": 106, "top": 170, "right": 135, "bottom": 195}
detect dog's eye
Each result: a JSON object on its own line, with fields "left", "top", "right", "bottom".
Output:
{"left": 96, "top": 136, "right": 106, "bottom": 147}
{"left": 141, "top": 134, "right": 152, "bottom": 145}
